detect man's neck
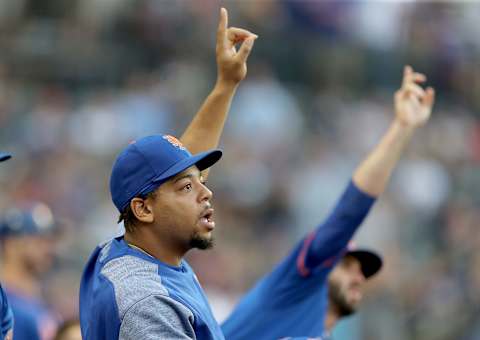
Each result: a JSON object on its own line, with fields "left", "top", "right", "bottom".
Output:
{"left": 2, "top": 260, "right": 41, "bottom": 298}
{"left": 124, "top": 231, "right": 185, "bottom": 267}
{"left": 324, "top": 305, "right": 340, "bottom": 332}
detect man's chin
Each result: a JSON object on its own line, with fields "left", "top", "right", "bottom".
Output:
{"left": 189, "top": 235, "right": 214, "bottom": 250}
{"left": 341, "top": 300, "right": 359, "bottom": 316}
{"left": 336, "top": 295, "right": 359, "bottom": 317}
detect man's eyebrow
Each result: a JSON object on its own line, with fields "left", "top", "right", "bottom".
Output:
{"left": 173, "top": 171, "right": 201, "bottom": 183}
{"left": 173, "top": 173, "right": 193, "bottom": 183}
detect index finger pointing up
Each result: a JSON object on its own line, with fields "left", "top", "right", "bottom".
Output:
{"left": 402, "top": 65, "right": 413, "bottom": 89}
{"left": 217, "top": 8, "right": 228, "bottom": 47}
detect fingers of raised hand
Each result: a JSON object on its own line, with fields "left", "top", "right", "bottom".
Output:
{"left": 215, "top": 7, "right": 257, "bottom": 73}
{"left": 227, "top": 28, "right": 256, "bottom": 42}
{"left": 404, "top": 83, "right": 426, "bottom": 99}
{"left": 396, "top": 68, "right": 435, "bottom": 126}
{"left": 237, "top": 37, "right": 255, "bottom": 62}
{"left": 422, "top": 87, "right": 435, "bottom": 109}
{"left": 400, "top": 65, "right": 432, "bottom": 103}
{"left": 216, "top": 8, "right": 228, "bottom": 47}
{"left": 402, "top": 65, "right": 426, "bottom": 89}
{"left": 226, "top": 27, "right": 257, "bottom": 48}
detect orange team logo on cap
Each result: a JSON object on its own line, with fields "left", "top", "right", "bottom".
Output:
{"left": 163, "top": 135, "right": 187, "bottom": 150}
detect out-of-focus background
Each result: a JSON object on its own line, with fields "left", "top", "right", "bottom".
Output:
{"left": 0, "top": 0, "right": 479, "bottom": 339}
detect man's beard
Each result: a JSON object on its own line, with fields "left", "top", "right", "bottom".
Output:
{"left": 328, "top": 282, "right": 357, "bottom": 317}
{"left": 189, "top": 232, "right": 214, "bottom": 250}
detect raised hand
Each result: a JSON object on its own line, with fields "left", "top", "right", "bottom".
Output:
{"left": 216, "top": 8, "right": 258, "bottom": 86}
{"left": 394, "top": 65, "right": 435, "bottom": 128}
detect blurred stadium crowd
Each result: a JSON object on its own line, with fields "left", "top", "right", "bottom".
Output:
{"left": 0, "top": 1, "right": 479, "bottom": 339}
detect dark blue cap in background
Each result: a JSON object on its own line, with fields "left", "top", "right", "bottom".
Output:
{"left": 0, "top": 202, "right": 58, "bottom": 238}
{"left": 0, "top": 153, "right": 11, "bottom": 162}
{"left": 110, "top": 134, "right": 222, "bottom": 212}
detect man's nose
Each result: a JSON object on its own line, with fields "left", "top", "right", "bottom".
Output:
{"left": 199, "top": 182, "right": 213, "bottom": 202}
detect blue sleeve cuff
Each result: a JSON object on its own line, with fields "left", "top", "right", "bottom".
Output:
{"left": 343, "top": 180, "right": 377, "bottom": 212}
{"left": 298, "top": 179, "right": 377, "bottom": 276}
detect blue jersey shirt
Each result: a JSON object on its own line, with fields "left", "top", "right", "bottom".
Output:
{"left": 221, "top": 181, "right": 375, "bottom": 340}
{"left": 5, "top": 288, "right": 57, "bottom": 340}
{"left": 0, "top": 285, "right": 13, "bottom": 340}
{"left": 80, "top": 236, "right": 224, "bottom": 340}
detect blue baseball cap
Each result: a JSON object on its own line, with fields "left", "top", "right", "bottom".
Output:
{"left": 110, "top": 134, "right": 222, "bottom": 212}
{"left": 0, "top": 152, "right": 11, "bottom": 162}
{"left": 0, "top": 202, "right": 58, "bottom": 238}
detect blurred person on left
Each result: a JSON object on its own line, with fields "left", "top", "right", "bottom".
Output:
{"left": 0, "top": 152, "right": 14, "bottom": 340}
{"left": 0, "top": 202, "right": 59, "bottom": 340}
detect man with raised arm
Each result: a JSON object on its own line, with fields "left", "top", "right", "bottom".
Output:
{"left": 221, "top": 66, "right": 435, "bottom": 339}
{"left": 79, "top": 8, "right": 257, "bottom": 340}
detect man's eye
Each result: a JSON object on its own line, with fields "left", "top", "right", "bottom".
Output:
{"left": 183, "top": 183, "right": 193, "bottom": 191}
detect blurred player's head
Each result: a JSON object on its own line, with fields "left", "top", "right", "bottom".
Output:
{"left": 0, "top": 202, "right": 58, "bottom": 278}
{"left": 327, "top": 249, "right": 382, "bottom": 317}
{"left": 110, "top": 135, "right": 221, "bottom": 251}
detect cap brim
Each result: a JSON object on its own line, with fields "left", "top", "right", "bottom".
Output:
{"left": 346, "top": 249, "right": 383, "bottom": 279}
{"left": 0, "top": 153, "right": 11, "bottom": 162}
{"left": 152, "top": 149, "right": 222, "bottom": 184}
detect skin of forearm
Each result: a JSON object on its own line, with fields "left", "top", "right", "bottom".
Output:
{"left": 181, "top": 80, "right": 237, "bottom": 154}
{"left": 352, "top": 118, "right": 416, "bottom": 197}
{"left": 180, "top": 80, "right": 238, "bottom": 179}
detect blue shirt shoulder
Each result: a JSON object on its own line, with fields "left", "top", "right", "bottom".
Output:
{"left": 80, "top": 236, "right": 224, "bottom": 340}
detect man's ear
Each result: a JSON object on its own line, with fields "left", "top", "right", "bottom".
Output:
{"left": 130, "top": 197, "right": 154, "bottom": 223}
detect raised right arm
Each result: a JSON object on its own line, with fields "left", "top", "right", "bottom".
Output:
{"left": 181, "top": 8, "right": 257, "bottom": 180}
{"left": 298, "top": 66, "right": 435, "bottom": 274}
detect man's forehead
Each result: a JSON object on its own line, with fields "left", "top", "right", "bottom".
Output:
{"left": 341, "top": 255, "right": 361, "bottom": 267}
{"left": 171, "top": 166, "right": 201, "bottom": 182}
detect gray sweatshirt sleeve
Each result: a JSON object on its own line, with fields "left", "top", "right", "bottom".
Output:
{"left": 119, "top": 294, "right": 196, "bottom": 340}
